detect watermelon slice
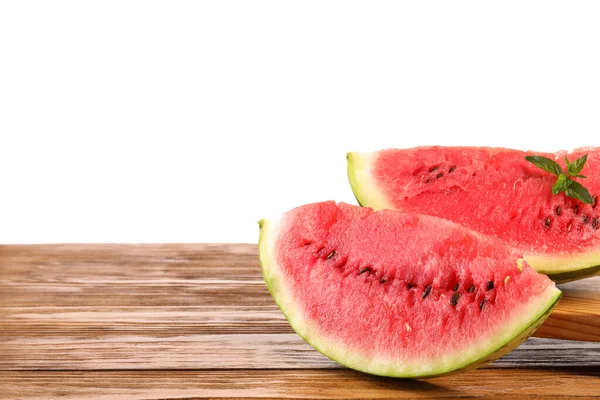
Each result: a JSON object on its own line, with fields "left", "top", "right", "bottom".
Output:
{"left": 348, "top": 147, "right": 600, "bottom": 283}
{"left": 259, "top": 202, "right": 561, "bottom": 378}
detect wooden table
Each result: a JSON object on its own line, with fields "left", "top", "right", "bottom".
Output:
{"left": 1, "top": 244, "right": 599, "bottom": 399}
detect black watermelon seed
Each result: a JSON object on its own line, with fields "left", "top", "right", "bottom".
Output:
{"left": 436, "top": 173, "right": 444, "bottom": 179}
{"left": 487, "top": 281, "right": 494, "bottom": 290}
{"left": 479, "top": 298, "right": 486, "bottom": 311}
{"left": 449, "top": 165, "right": 457, "bottom": 173}
{"left": 380, "top": 277, "right": 387, "bottom": 284}
{"left": 326, "top": 250, "right": 336, "bottom": 259}
{"left": 422, "top": 285, "right": 432, "bottom": 298}
{"left": 593, "top": 219, "right": 599, "bottom": 230}
{"left": 425, "top": 178, "right": 432, "bottom": 183}
{"left": 450, "top": 292, "right": 461, "bottom": 306}
{"left": 593, "top": 196, "right": 598, "bottom": 209}
{"left": 555, "top": 206, "right": 561, "bottom": 216}
{"left": 468, "top": 285, "right": 476, "bottom": 293}
{"left": 453, "top": 283, "right": 459, "bottom": 291}
{"left": 544, "top": 217, "right": 551, "bottom": 229}
{"left": 574, "top": 205, "right": 580, "bottom": 215}
{"left": 429, "top": 165, "right": 439, "bottom": 172}
{"left": 358, "top": 267, "right": 370, "bottom": 275}
{"left": 407, "top": 283, "right": 415, "bottom": 289}
{"left": 583, "top": 215, "right": 590, "bottom": 224}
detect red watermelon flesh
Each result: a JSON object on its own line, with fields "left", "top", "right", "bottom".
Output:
{"left": 348, "top": 147, "right": 600, "bottom": 282}
{"left": 259, "top": 202, "right": 560, "bottom": 378}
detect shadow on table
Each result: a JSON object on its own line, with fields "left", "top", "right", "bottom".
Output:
{"left": 338, "top": 369, "right": 457, "bottom": 393}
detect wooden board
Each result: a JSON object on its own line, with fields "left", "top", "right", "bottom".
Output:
{"left": 0, "top": 244, "right": 599, "bottom": 399}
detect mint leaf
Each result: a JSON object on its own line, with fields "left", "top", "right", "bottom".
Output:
{"left": 526, "top": 153, "right": 593, "bottom": 204}
{"left": 525, "top": 156, "right": 563, "bottom": 176}
{"left": 568, "top": 154, "right": 588, "bottom": 176}
{"left": 565, "top": 180, "right": 593, "bottom": 204}
{"left": 552, "top": 174, "right": 572, "bottom": 195}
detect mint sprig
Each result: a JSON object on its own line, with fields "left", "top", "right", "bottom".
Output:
{"left": 525, "top": 154, "right": 593, "bottom": 204}
{"left": 565, "top": 155, "right": 587, "bottom": 177}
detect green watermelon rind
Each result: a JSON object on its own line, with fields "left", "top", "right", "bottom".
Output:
{"left": 347, "top": 151, "right": 600, "bottom": 284}
{"left": 258, "top": 217, "right": 562, "bottom": 379}
{"left": 524, "top": 253, "right": 600, "bottom": 283}
{"left": 346, "top": 152, "right": 393, "bottom": 210}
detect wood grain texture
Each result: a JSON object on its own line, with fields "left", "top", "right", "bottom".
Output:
{"left": 1, "top": 369, "right": 599, "bottom": 400}
{"left": 0, "top": 244, "right": 599, "bottom": 399}
{"left": 535, "top": 278, "right": 600, "bottom": 342}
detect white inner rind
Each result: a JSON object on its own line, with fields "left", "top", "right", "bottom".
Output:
{"left": 525, "top": 251, "right": 600, "bottom": 275}
{"left": 259, "top": 217, "right": 561, "bottom": 378}
{"left": 346, "top": 152, "right": 392, "bottom": 211}
{"left": 347, "top": 151, "right": 600, "bottom": 280}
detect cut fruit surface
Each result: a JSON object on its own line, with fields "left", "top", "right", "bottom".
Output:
{"left": 348, "top": 147, "right": 600, "bottom": 282}
{"left": 259, "top": 202, "right": 561, "bottom": 378}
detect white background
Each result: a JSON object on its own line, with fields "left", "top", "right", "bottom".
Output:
{"left": 1, "top": 1, "right": 599, "bottom": 244}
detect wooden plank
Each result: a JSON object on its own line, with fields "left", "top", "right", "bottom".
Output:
{"left": 0, "top": 305, "right": 292, "bottom": 335}
{"left": 535, "top": 278, "right": 600, "bottom": 342}
{"left": 1, "top": 244, "right": 598, "bottom": 341}
{"left": 0, "top": 244, "right": 260, "bottom": 280}
{"left": 1, "top": 330, "right": 598, "bottom": 370}
{"left": 0, "top": 244, "right": 272, "bottom": 308}
{"left": 1, "top": 369, "right": 599, "bottom": 400}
